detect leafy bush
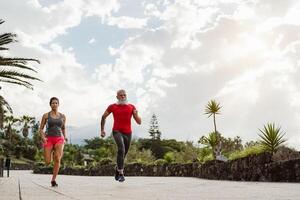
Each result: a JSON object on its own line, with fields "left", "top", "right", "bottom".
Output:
{"left": 228, "top": 144, "right": 265, "bottom": 160}
{"left": 202, "top": 154, "right": 214, "bottom": 163}
{"left": 126, "top": 144, "right": 156, "bottom": 164}
{"left": 99, "top": 158, "right": 113, "bottom": 165}
{"left": 154, "top": 159, "right": 167, "bottom": 165}
{"left": 163, "top": 152, "right": 175, "bottom": 163}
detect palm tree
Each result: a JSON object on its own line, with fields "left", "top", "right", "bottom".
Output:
{"left": 258, "top": 123, "right": 286, "bottom": 154}
{"left": 19, "top": 115, "right": 35, "bottom": 138}
{"left": 0, "top": 19, "right": 41, "bottom": 89}
{"left": 3, "top": 115, "right": 19, "bottom": 141}
{"left": 204, "top": 100, "right": 221, "bottom": 133}
{"left": 0, "top": 95, "right": 13, "bottom": 129}
{"left": 204, "top": 99, "right": 222, "bottom": 157}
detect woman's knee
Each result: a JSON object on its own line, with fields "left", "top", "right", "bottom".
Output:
{"left": 45, "top": 159, "right": 51, "bottom": 166}
{"left": 53, "top": 154, "right": 61, "bottom": 163}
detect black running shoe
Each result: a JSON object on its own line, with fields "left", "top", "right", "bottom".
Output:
{"left": 118, "top": 174, "right": 125, "bottom": 182}
{"left": 114, "top": 166, "right": 120, "bottom": 181}
{"left": 51, "top": 180, "right": 58, "bottom": 187}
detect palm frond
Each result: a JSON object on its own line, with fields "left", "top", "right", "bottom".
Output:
{"left": 0, "top": 61, "right": 38, "bottom": 72}
{"left": 0, "top": 33, "right": 17, "bottom": 47}
{"left": 0, "top": 57, "right": 40, "bottom": 64}
{"left": 0, "top": 70, "right": 41, "bottom": 81}
{"left": 0, "top": 79, "right": 33, "bottom": 89}
{"left": 0, "top": 19, "right": 41, "bottom": 89}
{"left": 0, "top": 95, "right": 13, "bottom": 114}
{"left": 204, "top": 99, "right": 221, "bottom": 117}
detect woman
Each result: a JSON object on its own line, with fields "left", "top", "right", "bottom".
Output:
{"left": 39, "top": 97, "right": 67, "bottom": 187}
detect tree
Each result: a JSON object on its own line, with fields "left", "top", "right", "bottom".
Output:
{"left": 204, "top": 99, "right": 222, "bottom": 157}
{"left": 19, "top": 115, "right": 35, "bottom": 137}
{"left": 4, "top": 115, "right": 19, "bottom": 141}
{"left": 0, "top": 19, "right": 41, "bottom": 89}
{"left": 0, "top": 95, "right": 13, "bottom": 129}
{"left": 204, "top": 100, "right": 221, "bottom": 133}
{"left": 258, "top": 123, "right": 286, "bottom": 154}
{"left": 148, "top": 114, "right": 161, "bottom": 140}
{"left": 3, "top": 115, "right": 19, "bottom": 155}
{"left": 32, "top": 120, "right": 42, "bottom": 148}
{"left": 220, "top": 135, "right": 243, "bottom": 155}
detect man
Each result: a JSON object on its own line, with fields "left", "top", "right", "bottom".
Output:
{"left": 100, "top": 89, "right": 141, "bottom": 182}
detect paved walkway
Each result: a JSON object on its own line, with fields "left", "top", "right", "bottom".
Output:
{"left": 0, "top": 171, "right": 300, "bottom": 200}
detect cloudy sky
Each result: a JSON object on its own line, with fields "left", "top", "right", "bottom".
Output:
{"left": 1, "top": 0, "right": 300, "bottom": 148}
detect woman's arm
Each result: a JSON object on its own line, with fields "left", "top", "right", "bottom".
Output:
{"left": 62, "top": 114, "right": 67, "bottom": 141}
{"left": 39, "top": 113, "right": 47, "bottom": 143}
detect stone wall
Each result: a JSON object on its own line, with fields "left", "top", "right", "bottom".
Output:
{"left": 33, "top": 152, "right": 300, "bottom": 182}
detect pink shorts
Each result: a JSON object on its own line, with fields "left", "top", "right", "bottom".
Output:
{"left": 43, "top": 136, "right": 65, "bottom": 148}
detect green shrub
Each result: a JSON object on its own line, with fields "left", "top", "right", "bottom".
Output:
{"left": 229, "top": 144, "right": 265, "bottom": 160}
{"left": 163, "top": 152, "right": 175, "bottom": 163}
{"left": 99, "top": 158, "right": 113, "bottom": 165}
{"left": 202, "top": 154, "right": 214, "bottom": 163}
{"left": 154, "top": 159, "right": 167, "bottom": 165}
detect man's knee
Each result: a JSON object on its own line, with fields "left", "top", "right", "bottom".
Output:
{"left": 117, "top": 147, "right": 125, "bottom": 156}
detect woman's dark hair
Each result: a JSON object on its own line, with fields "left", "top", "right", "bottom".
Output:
{"left": 49, "top": 97, "right": 59, "bottom": 105}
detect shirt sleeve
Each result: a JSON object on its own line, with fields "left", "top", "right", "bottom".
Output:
{"left": 106, "top": 104, "right": 114, "bottom": 113}
{"left": 131, "top": 104, "right": 136, "bottom": 112}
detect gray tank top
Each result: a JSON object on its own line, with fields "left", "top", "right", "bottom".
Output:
{"left": 46, "top": 112, "right": 63, "bottom": 137}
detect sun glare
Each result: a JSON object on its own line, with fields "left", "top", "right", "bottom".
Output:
{"left": 223, "top": 33, "right": 267, "bottom": 61}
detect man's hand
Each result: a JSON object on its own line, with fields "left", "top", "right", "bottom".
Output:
{"left": 100, "top": 130, "right": 106, "bottom": 138}
{"left": 133, "top": 109, "right": 141, "bottom": 125}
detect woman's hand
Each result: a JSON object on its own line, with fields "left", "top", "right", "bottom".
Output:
{"left": 41, "top": 136, "right": 47, "bottom": 144}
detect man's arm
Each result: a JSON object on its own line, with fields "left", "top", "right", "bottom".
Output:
{"left": 100, "top": 110, "right": 111, "bottom": 137}
{"left": 133, "top": 109, "right": 141, "bottom": 125}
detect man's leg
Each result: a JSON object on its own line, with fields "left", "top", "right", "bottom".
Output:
{"left": 123, "top": 134, "right": 132, "bottom": 159}
{"left": 112, "top": 131, "right": 125, "bottom": 173}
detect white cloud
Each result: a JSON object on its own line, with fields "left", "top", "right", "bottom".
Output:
{"left": 88, "top": 38, "right": 96, "bottom": 44}
{"left": 2, "top": 0, "right": 300, "bottom": 149}
{"left": 106, "top": 16, "right": 148, "bottom": 29}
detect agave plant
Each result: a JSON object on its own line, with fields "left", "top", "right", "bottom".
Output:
{"left": 258, "top": 123, "right": 286, "bottom": 154}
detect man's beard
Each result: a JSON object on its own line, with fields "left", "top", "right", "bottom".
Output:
{"left": 117, "top": 99, "right": 128, "bottom": 105}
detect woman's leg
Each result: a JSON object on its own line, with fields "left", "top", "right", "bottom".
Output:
{"left": 43, "top": 147, "right": 53, "bottom": 166}
{"left": 52, "top": 143, "right": 64, "bottom": 182}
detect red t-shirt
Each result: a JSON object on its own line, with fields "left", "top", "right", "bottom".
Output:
{"left": 106, "top": 103, "right": 136, "bottom": 134}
